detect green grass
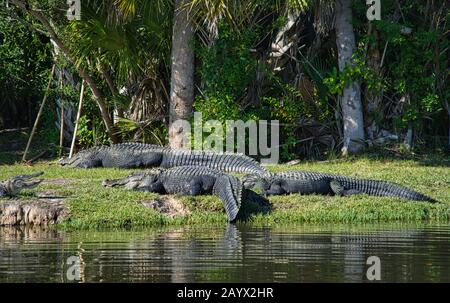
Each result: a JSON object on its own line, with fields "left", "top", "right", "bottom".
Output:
{"left": 0, "top": 155, "right": 449, "bottom": 229}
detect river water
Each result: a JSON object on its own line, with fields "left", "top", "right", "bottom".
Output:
{"left": 0, "top": 223, "right": 448, "bottom": 282}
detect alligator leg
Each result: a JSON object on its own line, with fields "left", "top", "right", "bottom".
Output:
{"left": 168, "top": 180, "right": 202, "bottom": 196}
{"left": 0, "top": 172, "right": 44, "bottom": 197}
{"left": 169, "top": 176, "right": 214, "bottom": 196}
{"left": 185, "top": 180, "right": 203, "bottom": 196}
{"left": 102, "top": 172, "right": 147, "bottom": 188}
{"left": 102, "top": 178, "right": 132, "bottom": 187}
{"left": 102, "top": 172, "right": 163, "bottom": 192}
{"left": 263, "top": 183, "right": 286, "bottom": 196}
{"left": 69, "top": 157, "right": 102, "bottom": 168}
{"left": 135, "top": 180, "right": 165, "bottom": 193}
{"left": 330, "top": 180, "right": 362, "bottom": 196}
{"left": 330, "top": 180, "right": 344, "bottom": 196}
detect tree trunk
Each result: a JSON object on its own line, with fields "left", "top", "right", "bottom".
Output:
{"left": 443, "top": 100, "right": 450, "bottom": 150}
{"left": 364, "top": 26, "right": 383, "bottom": 140}
{"left": 168, "top": 0, "right": 195, "bottom": 149}
{"left": 335, "top": 0, "right": 365, "bottom": 154}
{"left": 10, "top": 0, "right": 118, "bottom": 143}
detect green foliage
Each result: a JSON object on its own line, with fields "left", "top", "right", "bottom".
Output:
{"left": 115, "top": 118, "right": 167, "bottom": 145}
{"left": 2, "top": 0, "right": 448, "bottom": 157}
{"left": 345, "top": 0, "right": 449, "bottom": 146}
{"left": 0, "top": 9, "right": 52, "bottom": 127}
{"left": 75, "top": 94, "right": 111, "bottom": 147}
{"left": 77, "top": 116, "right": 96, "bottom": 147}
{"left": 324, "top": 52, "right": 383, "bottom": 95}
{"left": 261, "top": 96, "right": 301, "bottom": 159}
{"left": 194, "top": 22, "right": 260, "bottom": 122}
{"left": 194, "top": 13, "right": 344, "bottom": 159}
{"left": 64, "top": 0, "right": 171, "bottom": 89}
{"left": 76, "top": 115, "right": 110, "bottom": 147}
{"left": 375, "top": 17, "right": 448, "bottom": 131}
{"left": 39, "top": 103, "right": 59, "bottom": 144}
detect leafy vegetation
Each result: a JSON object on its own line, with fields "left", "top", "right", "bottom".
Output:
{"left": 0, "top": 8, "right": 52, "bottom": 128}
{"left": 1, "top": 0, "right": 448, "bottom": 160}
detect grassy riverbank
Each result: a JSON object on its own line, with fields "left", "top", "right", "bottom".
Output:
{"left": 0, "top": 155, "right": 449, "bottom": 229}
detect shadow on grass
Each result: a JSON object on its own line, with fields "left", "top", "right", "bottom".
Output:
{"left": 0, "top": 152, "right": 21, "bottom": 165}
{"left": 236, "top": 190, "right": 272, "bottom": 221}
{"left": 0, "top": 148, "right": 57, "bottom": 166}
{"left": 361, "top": 149, "right": 450, "bottom": 168}
{"left": 0, "top": 132, "right": 56, "bottom": 166}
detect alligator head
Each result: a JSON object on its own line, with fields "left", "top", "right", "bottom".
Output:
{"left": 0, "top": 172, "right": 44, "bottom": 197}
{"left": 102, "top": 168, "right": 164, "bottom": 190}
{"left": 59, "top": 148, "right": 103, "bottom": 168}
{"left": 242, "top": 173, "right": 272, "bottom": 192}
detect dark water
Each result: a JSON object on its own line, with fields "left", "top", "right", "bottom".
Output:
{"left": 0, "top": 223, "right": 449, "bottom": 282}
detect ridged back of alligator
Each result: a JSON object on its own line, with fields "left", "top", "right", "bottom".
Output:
{"left": 159, "top": 166, "right": 224, "bottom": 179}
{"left": 160, "top": 149, "right": 268, "bottom": 175}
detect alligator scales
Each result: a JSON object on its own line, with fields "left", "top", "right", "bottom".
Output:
{"left": 61, "top": 143, "right": 268, "bottom": 176}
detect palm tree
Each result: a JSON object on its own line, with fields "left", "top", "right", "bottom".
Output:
{"left": 168, "top": 0, "right": 260, "bottom": 148}
{"left": 68, "top": 0, "right": 172, "bottom": 143}
{"left": 69, "top": 0, "right": 305, "bottom": 149}
{"left": 168, "top": 0, "right": 195, "bottom": 149}
{"left": 77, "top": 0, "right": 248, "bottom": 148}
{"left": 167, "top": 0, "right": 269, "bottom": 148}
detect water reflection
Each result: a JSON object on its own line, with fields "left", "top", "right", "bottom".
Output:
{"left": 0, "top": 223, "right": 448, "bottom": 282}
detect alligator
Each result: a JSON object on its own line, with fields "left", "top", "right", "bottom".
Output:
{"left": 102, "top": 166, "right": 244, "bottom": 222}
{"left": 62, "top": 143, "right": 435, "bottom": 202}
{"left": 61, "top": 143, "right": 269, "bottom": 175}
{"left": 243, "top": 170, "right": 436, "bottom": 202}
{"left": 0, "top": 172, "right": 44, "bottom": 197}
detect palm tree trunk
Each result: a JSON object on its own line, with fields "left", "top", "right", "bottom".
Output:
{"left": 168, "top": 0, "right": 195, "bottom": 149}
{"left": 335, "top": 0, "right": 365, "bottom": 154}
{"left": 10, "top": 0, "right": 118, "bottom": 143}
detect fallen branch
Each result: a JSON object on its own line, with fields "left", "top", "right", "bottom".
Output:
{"left": 27, "top": 150, "right": 49, "bottom": 164}
{"left": 0, "top": 127, "right": 29, "bottom": 134}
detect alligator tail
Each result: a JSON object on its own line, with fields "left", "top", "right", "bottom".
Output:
{"left": 336, "top": 177, "right": 436, "bottom": 202}
{"left": 213, "top": 175, "right": 243, "bottom": 222}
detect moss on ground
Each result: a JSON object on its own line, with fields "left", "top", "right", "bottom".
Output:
{"left": 0, "top": 155, "right": 449, "bottom": 229}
